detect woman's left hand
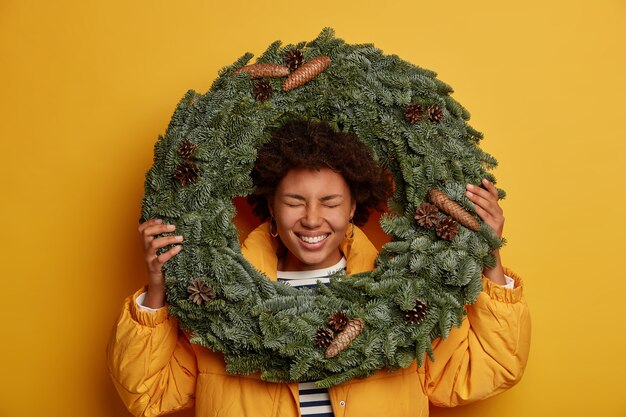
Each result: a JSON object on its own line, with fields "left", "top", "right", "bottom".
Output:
{"left": 466, "top": 178, "right": 506, "bottom": 284}
{"left": 465, "top": 179, "right": 504, "bottom": 238}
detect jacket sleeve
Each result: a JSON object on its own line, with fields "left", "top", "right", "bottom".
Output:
{"left": 106, "top": 288, "right": 198, "bottom": 417}
{"left": 424, "top": 268, "right": 531, "bottom": 407}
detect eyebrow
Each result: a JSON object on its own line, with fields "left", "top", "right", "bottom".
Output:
{"left": 283, "top": 193, "right": 344, "bottom": 202}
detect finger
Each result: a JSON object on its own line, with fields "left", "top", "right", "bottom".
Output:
{"left": 466, "top": 183, "right": 497, "bottom": 203}
{"left": 470, "top": 194, "right": 503, "bottom": 223}
{"left": 474, "top": 205, "right": 504, "bottom": 237}
{"left": 481, "top": 178, "right": 499, "bottom": 199}
{"left": 467, "top": 183, "right": 503, "bottom": 214}
{"left": 142, "top": 223, "right": 175, "bottom": 237}
{"left": 155, "top": 245, "right": 183, "bottom": 265}
{"left": 149, "top": 235, "right": 184, "bottom": 252}
{"left": 480, "top": 180, "right": 504, "bottom": 221}
{"left": 142, "top": 225, "right": 176, "bottom": 251}
{"left": 473, "top": 204, "right": 490, "bottom": 222}
{"left": 145, "top": 243, "right": 182, "bottom": 269}
{"left": 141, "top": 223, "right": 176, "bottom": 243}
{"left": 466, "top": 188, "right": 497, "bottom": 213}
{"left": 138, "top": 218, "right": 163, "bottom": 234}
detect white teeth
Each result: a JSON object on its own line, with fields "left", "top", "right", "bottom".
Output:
{"left": 299, "top": 234, "right": 328, "bottom": 244}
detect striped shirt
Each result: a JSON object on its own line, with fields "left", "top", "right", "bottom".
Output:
{"left": 277, "top": 258, "right": 347, "bottom": 417}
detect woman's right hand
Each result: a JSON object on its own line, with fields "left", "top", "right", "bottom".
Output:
{"left": 138, "top": 218, "right": 184, "bottom": 309}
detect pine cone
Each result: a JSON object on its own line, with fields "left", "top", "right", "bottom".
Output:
{"left": 325, "top": 318, "right": 364, "bottom": 358}
{"left": 187, "top": 278, "right": 216, "bottom": 305}
{"left": 414, "top": 203, "right": 439, "bottom": 228}
{"left": 253, "top": 79, "right": 273, "bottom": 101}
{"left": 283, "top": 56, "right": 331, "bottom": 92}
{"left": 283, "top": 48, "right": 304, "bottom": 72}
{"left": 435, "top": 216, "right": 459, "bottom": 241}
{"left": 428, "top": 189, "right": 480, "bottom": 231}
{"left": 328, "top": 312, "right": 349, "bottom": 332}
{"left": 404, "top": 104, "right": 424, "bottom": 124}
{"left": 428, "top": 105, "right": 444, "bottom": 123}
{"left": 315, "top": 327, "right": 335, "bottom": 349}
{"left": 233, "top": 63, "right": 290, "bottom": 79}
{"left": 177, "top": 140, "right": 197, "bottom": 159}
{"left": 174, "top": 160, "right": 200, "bottom": 186}
{"left": 403, "top": 299, "right": 428, "bottom": 324}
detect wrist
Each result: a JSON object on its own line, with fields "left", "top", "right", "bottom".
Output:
{"left": 483, "top": 264, "right": 506, "bottom": 285}
{"left": 145, "top": 284, "right": 166, "bottom": 309}
{"left": 482, "top": 250, "right": 506, "bottom": 285}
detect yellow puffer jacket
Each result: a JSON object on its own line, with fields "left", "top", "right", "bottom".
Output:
{"left": 107, "top": 223, "right": 531, "bottom": 417}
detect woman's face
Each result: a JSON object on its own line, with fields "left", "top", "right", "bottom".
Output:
{"left": 271, "top": 167, "right": 356, "bottom": 271}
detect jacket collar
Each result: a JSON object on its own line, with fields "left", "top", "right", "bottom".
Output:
{"left": 240, "top": 221, "right": 378, "bottom": 280}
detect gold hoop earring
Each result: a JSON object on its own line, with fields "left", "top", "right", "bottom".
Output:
{"left": 346, "top": 217, "right": 355, "bottom": 239}
{"left": 270, "top": 215, "right": 279, "bottom": 238}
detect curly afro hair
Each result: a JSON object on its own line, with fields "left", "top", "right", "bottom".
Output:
{"left": 248, "top": 119, "right": 392, "bottom": 226}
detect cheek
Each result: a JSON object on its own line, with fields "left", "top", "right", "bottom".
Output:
{"left": 327, "top": 210, "right": 352, "bottom": 228}
{"left": 275, "top": 209, "right": 301, "bottom": 229}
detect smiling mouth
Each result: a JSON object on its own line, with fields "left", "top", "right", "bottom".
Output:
{"left": 297, "top": 234, "right": 330, "bottom": 244}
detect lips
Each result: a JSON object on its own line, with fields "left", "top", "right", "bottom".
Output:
{"left": 297, "top": 234, "right": 330, "bottom": 244}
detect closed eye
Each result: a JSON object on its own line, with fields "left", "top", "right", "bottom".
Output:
{"left": 320, "top": 195, "right": 344, "bottom": 207}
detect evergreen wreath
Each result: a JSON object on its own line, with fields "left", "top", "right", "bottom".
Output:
{"left": 140, "top": 28, "right": 505, "bottom": 387}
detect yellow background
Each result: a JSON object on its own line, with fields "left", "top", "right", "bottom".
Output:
{"left": 1, "top": 0, "right": 625, "bottom": 416}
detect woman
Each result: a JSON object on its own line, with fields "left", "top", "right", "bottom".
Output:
{"left": 107, "top": 119, "right": 530, "bottom": 417}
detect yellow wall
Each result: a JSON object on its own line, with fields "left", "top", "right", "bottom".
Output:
{"left": 1, "top": 0, "right": 625, "bottom": 416}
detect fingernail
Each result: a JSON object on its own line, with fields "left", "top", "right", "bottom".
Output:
{"left": 155, "top": 219, "right": 163, "bottom": 224}
{"left": 167, "top": 224, "right": 176, "bottom": 230}
{"left": 175, "top": 235, "right": 183, "bottom": 241}
{"left": 482, "top": 178, "right": 490, "bottom": 184}
{"left": 466, "top": 191, "right": 473, "bottom": 196}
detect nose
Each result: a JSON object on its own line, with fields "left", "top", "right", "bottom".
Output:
{"left": 301, "top": 204, "right": 323, "bottom": 229}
